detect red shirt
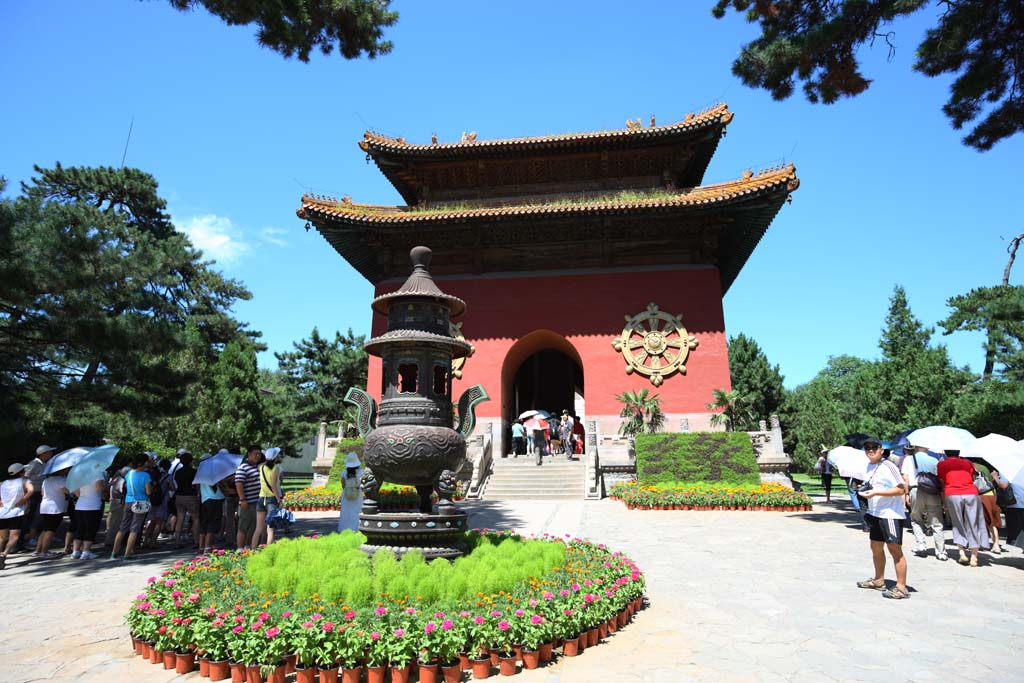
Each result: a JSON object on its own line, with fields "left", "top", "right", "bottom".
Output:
{"left": 937, "top": 457, "right": 978, "bottom": 496}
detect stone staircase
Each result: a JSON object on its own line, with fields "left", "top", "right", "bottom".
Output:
{"left": 481, "top": 455, "right": 586, "bottom": 500}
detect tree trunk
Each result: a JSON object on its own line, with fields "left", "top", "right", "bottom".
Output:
{"left": 985, "top": 232, "right": 1023, "bottom": 378}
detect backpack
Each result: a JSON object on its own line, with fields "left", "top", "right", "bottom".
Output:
{"left": 148, "top": 469, "right": 165, "bottom": 506}
{"left": 913, "top": 454, "right": 942, "bottom": 494}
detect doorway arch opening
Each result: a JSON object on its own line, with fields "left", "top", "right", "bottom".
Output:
{"left": 501, "top": 331, "right": 584, "bottom": 447}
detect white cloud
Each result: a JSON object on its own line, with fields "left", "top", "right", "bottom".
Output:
{"left": 178, "top": 214, "right": 250, "bottom": 264}
{"left": 260, "top": 227, "right": 289, "bottom": 248}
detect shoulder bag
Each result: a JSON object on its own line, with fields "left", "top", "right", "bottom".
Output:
{"left": 129, "top": 473, "right": 152, "bottom": 514}
{"left": 974, "top": 471, "right": 993, "bottom": 494}
{"left": 996, "top": 479, "right": 1018, "bottom": 508}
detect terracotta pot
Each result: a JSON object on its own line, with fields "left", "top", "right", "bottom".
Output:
{"left": 367, "top": 664, "right": 387, "bottom": 683}
{"left": 419, "top": 662, "right": 440, "bottom": 683}
{"left": 442, "top": 662, "right": 462, "bottom": 683}
{"left": 268, "top": 664, "right": 287, "bottom": 683}
{"left": 294, "top": 665, "right": 316, "bottom": 683}
{"left": 538, "top": 642, "right": 553, "bottom": 663}
{"left": 562, "top": 637, "right": 580, "bottom": 657}
{"left": 488, "top": 649, "right": 499, "bottom": 666}
{"left": 342, "top": 665, "right": 362, "bottom": 683}
{"left": 285, "top": 654, "right": 298, "bottom": 674}
{"left": 176, "top": 651, "right": 196, "bottom": 674}
{"left": 209, "top": 660, "right": 230, "bottom": 682}
{"left": 607, "top": 617, "right": 617, "bottom": 633}
{"left": 390, "top": 664, "right": 410, "bottom": 683}
{"left": 586, "top": 628, "right": 599, "bottom": 648}
{"left": 163, "top": 650, "right": 177, "bottom": 670}
{"left": 471, "top": 656, "right": 491, "bottom": 679}
{"left": 230, "top": 661, "right": 246, "bottom": 683}
{"left": 598, "top": 623, "right": 608, "bottom": 640}
{"left": 512, "top": 644, "right": 523, "bottom": 661}
{"left": 246, "top": 665, "right": 263, "bottom": 683}
{"left": 132, "top": 637, "right": 143, "bottom": 655}
{"left": 459, "top": 653, "right": 471, "bottom": 671}
{"left": 498, "top": 655, "right": 516, "bottom": 676}
{"left": 617, "top": 610, "right": 628, "bottom": 628}
{"left": 521, "top": 649, "right": 539, "bottom": 670}
{"left": 576, "top": 632, "right": 586, "bottom": 653}
{"left": 142, "top": 641, "right": 153, "bottom": 659}
{"left": 318, "top": 666, "right": 340, "bottom": 683}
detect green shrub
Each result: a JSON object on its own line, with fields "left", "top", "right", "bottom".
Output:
{"left": 635, "top": 432, "right": 759, "bottom": 486}
{"left": 327, "top": 438, "right": 366, "bottom": 486}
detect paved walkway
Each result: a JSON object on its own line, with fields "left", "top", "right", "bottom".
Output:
{"left": 3, "top": 494, "right": 1023, "bottom": 683}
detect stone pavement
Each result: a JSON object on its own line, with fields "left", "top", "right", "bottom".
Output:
{"left": 2, "top": 494, "right": 1023, "bottom": 683}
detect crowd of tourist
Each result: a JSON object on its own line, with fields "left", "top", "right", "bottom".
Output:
{"left": 510, "top": 410, "right": 584, "bottom": 465}
{"left": 0, "top": 443, "right": 291, "bottom": 568}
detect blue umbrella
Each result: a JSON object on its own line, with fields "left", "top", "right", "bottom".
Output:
{"left": 41, "top": 447, "right": 92, "bottom": 476}
{"left": 889, "top": 429, "right": 916, "bottom": 457}
{"left": 194, "top": 450, "right": 242, "bottom": 486}
{"left": 66, "top": 445, "right": 120, "bottom": 492}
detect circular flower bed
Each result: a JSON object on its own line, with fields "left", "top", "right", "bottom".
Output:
{"left": 124, "top": 530, "right": 646, "bottom": 681}
{"left": 610, "top": 482, "right": 813, "bottom": 511}
{"left": 286, "top": 483, "right": 466, "bottom": 512}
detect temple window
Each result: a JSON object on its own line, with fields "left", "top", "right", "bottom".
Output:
{"left": 432, "top": 365, "right": 448, "bottom": 397}
{"left": 398, "top": 363, "right": 418, "bottom": 394}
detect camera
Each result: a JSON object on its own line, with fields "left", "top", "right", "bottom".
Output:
{"left": 855, "top": 481, "right": 873, "bottom": 494}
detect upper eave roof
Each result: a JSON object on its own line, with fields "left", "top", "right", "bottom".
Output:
{"left": 297, "top": 163, "right": 798, "bottom": 226}
{"left": 357, "top": 103, "right": 734, "bottom": 159}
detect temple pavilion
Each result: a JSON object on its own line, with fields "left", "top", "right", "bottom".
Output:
{"left": 298, "top": 103, "right": 799, "bottom": 456}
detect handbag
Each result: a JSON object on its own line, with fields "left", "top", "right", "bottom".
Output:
{"left": 995, "top": 481, "right": 1018, "bottom": 508}
{"left": 128, "top": 473, "right": 152, "bottom": 514}
{"left": 973, "top": 471, "right": 993, "bottom": 494}
{"left": 913, "top": 455, "right": 942, "bottom": 495}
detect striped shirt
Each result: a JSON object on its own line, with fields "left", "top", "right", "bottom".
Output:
{"left": 235, "top": 462, "right": 261, "bottom": 503}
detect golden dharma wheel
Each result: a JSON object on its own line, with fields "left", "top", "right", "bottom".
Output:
{"left": 611, "top": 302, "right": 699, "bottom": 386}
{"left": 449, "top": 321, "right": 473, "bottom": 379}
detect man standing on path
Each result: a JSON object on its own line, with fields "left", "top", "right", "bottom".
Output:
{"left": 856, "top": 438, "right": 909, "bottom": 600}
{"left": 234, "top": 446, "right": 262, "bottom": 550}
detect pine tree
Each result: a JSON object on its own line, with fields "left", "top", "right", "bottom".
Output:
{"left": 275, "top": 327, "right": 368, "bottom": 429}
{"left": 727, "top": 333, "right": 787, "bottom": 423}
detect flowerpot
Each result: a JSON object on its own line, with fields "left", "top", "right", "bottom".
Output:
{"left": 150, "top": 647, "right": 162, "bottom": 665}
{"left": 538, "top": 642, "right": 553, "bottom": 663}
{"left": 268, "top": 664, "right": 287, "bottom": 683}
{"left": 342, "top": 666, "right": 362, "bottom": 683}
{"left": 367, "top": 664, "right": 387, "bottom": 683}
{"left": 132, "top": 637, "right": 143, "bottom": 655}
{"left": 498, "top": 655, "right": 516, "bottom": 676}
{"left": 163, "top": 650, "right": 177, "bottom": 670}
{"left": 488, "top": 649, "right": 499, "bottom": 666}
{"left": 419, "top": 662, "right": 440, "bottom": 683}
{"left": 512, "top": 644, "right": 523, "bottom": 662}
{"left": 199, "top": 657, "right": 210, "bottom": 677}
{"left": 319, "top": 666, "right": 340, "bottom": 683}
{"left": 617, "top": 610, "right": 628, "bottom": 628}
{"left": 390, "top": 664, "right": 410, "bottom": 683}
{"left": 295, "top": 665, "right": 316, "bottom": 683}
{"left": 562, "top": 637, "right": 580, "bottom": 657}
{"left": 176, "top": 651, "right": 196, "bottom": 674}
{"left": 576, "top": 632, "right": 586, "bottom": 653}
{"left": 246, "top": 665, "right": 264, "bottom": 683}
{"left": 521, "top": 649, "right": 539, "bottom": 670}
{"left": 285, "top": 654, "right": 298, "bottom": 674}
{"left": 442, "top": 662, "right": 462, "bottom": 683}
{"left": 230, "top": 661, "right": 246, "bottom": 683}
{"left": 586, "top": 628, "right": 599, "bottom": 648}
{"left": 141, "top": 641, "right": 153, "bottom": 659}
{"left": 471, "top": 656, "right": 491, "bottom": 679}
{"left": 598, "top": 623, "right": 608, "bottom": 640}
{"left": 209, "top": 660, "right": 230, "bottom": 682}
{"left": 607, "top": 617, "right": 617, "bottom": 633}
{"left": 459, "top": 653, "right": 471, "bottom": 671}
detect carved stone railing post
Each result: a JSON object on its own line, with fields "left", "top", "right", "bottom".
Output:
{"left": 584, "top": 419, "right": 601, "bottom": 499}
{"left": 750, "top": 414, "right": 793, "bottom": 488}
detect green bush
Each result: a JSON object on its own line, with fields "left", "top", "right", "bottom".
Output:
{"left": 245, "top": 529, "right": 566, "bottom": 605}
{"left": 635, "top": 432, "right": 760, "bottom": 486}
{"left": 327, "top": 438, "right": 365, "bottom": 486}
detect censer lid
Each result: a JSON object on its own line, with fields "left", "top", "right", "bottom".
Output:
{"left": 370, "top": 246, "right": 467, "bottom": 318}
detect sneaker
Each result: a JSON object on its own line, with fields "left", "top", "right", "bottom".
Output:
{"left": 71, "top": 551, "right": 82, "bottom": 559}
{"left": 123, "top": 554, "right": 137, "bottom": 561}
{"left": 913, "top": 544, "right": 928, "bottom": 555}
{"left": 80, "top": 551, "right": 97, "bottom": 560}
{"left": 937, "top": 553, "right": 948, "bottom": 561}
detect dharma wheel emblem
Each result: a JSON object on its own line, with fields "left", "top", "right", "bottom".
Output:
{"left": 449, "top": 321, "right": 473, "bottom": 379}
{"left": 611, "top": 302, "right": 699, "bottom": 386}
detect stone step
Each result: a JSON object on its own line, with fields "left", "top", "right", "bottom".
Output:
{"left": 482, "top": 492, "right": 582, "bottom": 500}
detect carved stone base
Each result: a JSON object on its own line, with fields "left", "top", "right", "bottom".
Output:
{"left": 357, "top": 510, "right": 470, "bottom": 560}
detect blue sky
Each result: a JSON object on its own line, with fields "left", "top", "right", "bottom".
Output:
{"left": 3, "top": 2, "right": 1021, "bottom": 388}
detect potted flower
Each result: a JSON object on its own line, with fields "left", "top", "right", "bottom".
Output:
{"left": 193, "top": 613, "right": 232, "bottom": 681}
{"left": 433, "top": 617, "right": 466, "bottom": 683}
{"left": 382, "top": 627, "right": 416, "bottom": 683}
{"left": 291, "top": 617, "right": 326, "bottom": 683}
{"left": 519, "top": 615, "right": 546, "bottom": 670}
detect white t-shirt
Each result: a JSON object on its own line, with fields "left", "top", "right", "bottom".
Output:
{"left": 899, "top": 456, "right": 918, "bottom": 488}
{"left": 865, "top": 460, "right": 906, "bottom": 519}
{"left": 40, "top": 475, "right": 68, "bottom": 514}
{"left": 0, "top": 478, "right": 28, "bottom": 519}
{"left": 75, "top": 482, "right": 104, "bottom": 511}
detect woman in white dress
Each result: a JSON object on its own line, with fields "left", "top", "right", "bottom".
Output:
{"left": 337, "top": 452, "right": 363, "bottom": 533}
{"left": 1, "top": 463, "right": 34, "bottom": 569}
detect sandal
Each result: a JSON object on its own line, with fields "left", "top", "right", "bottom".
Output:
{"left": 856, "top": 579, "right": 885, "bottom": 590}
{"left": 882, "top": 586, "right": 909, "bottom": 600}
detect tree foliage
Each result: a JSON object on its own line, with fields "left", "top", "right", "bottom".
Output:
{"left": 706, "top": 388, "right": 756, "bottom": 432}
{"left": 0, "top": 165, "right": 253, "bottom": 451}
{"left": 711, "top": 0, "right": 1024, "bottom": 150}
{"left": 166, "top": 0, "right": 399, "bottom": 61}
{"left": 727, "top": 333, "right": 786, "bottom": 424}
{"left": 615, "top": 388, "right": 666, "bottom": 437}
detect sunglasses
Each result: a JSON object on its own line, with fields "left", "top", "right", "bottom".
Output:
{"left": 864, "top": 446, "right": 882, "bottom": 453}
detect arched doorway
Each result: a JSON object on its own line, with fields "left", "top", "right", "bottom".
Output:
{"left": 500, "top": 330, "right": 584, "bottom": 455}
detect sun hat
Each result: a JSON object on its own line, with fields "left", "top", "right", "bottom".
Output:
{"left": 8, "top": 462, "right": 26, "bottom": 475}
{"left": 343, "top": 452, "right": 361, "bottom": 468}
{"left": 862, "top": 437, "right": 883, "bottom": 449}
{"left": 264, "top": 447, "right": 282, "bottom": 461}
{"left": 36, "top": 445, "right": 57, "bottom": 456}
{"left": 176, "top": 447, "right": 192, "bottom": 456}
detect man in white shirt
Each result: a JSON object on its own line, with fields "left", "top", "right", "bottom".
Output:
{"left": 855, "top": 438, "right": 909, "bottom": 600}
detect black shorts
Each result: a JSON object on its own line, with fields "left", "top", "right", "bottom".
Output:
{"left": 200, "top": 499, "right": 224, "bottom": 534}
{"left": 39, "top": 513, "right": 63, "bottom": 533}
{"left": 866, "top": 514, "right": 904, "bottom": 544}
{"left": 0, "top": 516, "right": 23, "bottom": 530}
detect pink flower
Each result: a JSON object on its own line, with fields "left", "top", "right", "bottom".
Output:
{"left": 157, "top": 626, "right": 167, "bottom": 634}
{"left": 375, "top": 606, "right": 388, "bottom": 616}
{"left": 266, "top": 627, "right": 280, "bottom": 639}
{"left": 345, "top": 611, "right": 356, "bottom": 621}
{"left": 155, "top": 609, "right": 166, "bottom": 616}
{"left": 490, "top": 610, "right": 501, "bottom": 618}
{"left": 311, "top": 613, "right": 322, "bottom": 621}
{"left": 234, "top": 615, "right": 245, "bottom": 623}
{"left": 259, "top": 612, "right": 270, "bottom": 621}
{"left": 530, "top": 615, "right": 544, "bottom": 625}
{"left": 205, "top": 607, "right": 216, "bottom": 616}
{"left": 459, "top": 611, "right": 471, "bottom": 618}
{"left": 164, "top": 579, "right": 176, "bottom": 587}
{"left": 514, "top": 609, "right": 524, "bottom": 617}
{"left": 147, "top": 576, "right": 156, "bottom": 584}
{"left": 282, "top": 611, "right": 292, "bottom": 618}
{"left": 171, "top": 591, "right": 184, "bottom": 598}
{"left": 498, "top": 621, "right": 510, "bottom": 631}
{"left": 571, "top": 583, "right": 580, "bottom": 592}
{"left": 302, "top": 621, "right": 314, "bottom": 629}
{"left": 394, "top": 628, "right": 406, "bottom": 638}
{"left": 172, "top": 617, "right": 182, "bottom": 625}
{"left": 212, "top": 619, "right": 225, "bottom": 627}
{"left": 370, "top": 631, "right": 380, "bottom": 641}
{"left": 563, "top": 609, "right": 574, "bottom": 616}
{"left": 232, "top": 625, "right": 244, "bottom": 634}
{"left": 424, "top": 623, "right": 437, "bottom": 635}
{"left": 473, "top": 616, "right": 485, "bottom": 625}
{"left": 136, "top": 593, "right": 147, "bottom": 600}
{"left": 251, "top": 621, "right": 264, "bottom": 632}
{"left": 441, "top": 620, "right": 454, "bottom": 631}
{"left": 187, "top": 594, "right": 200, "bottom": 603}
{"left": 542, "top": 591, "right": 554, "bottom": 601}
{"left": 559, "top": 590, "right": 570, "bottom": 598}
{"left": 583, "top": 579, "right": 593, "bottom": 587}
{"left": 434, "top": 611, "right": 446, "bottom": 619}
{"left": 528, "top": 600, "right": 538, "bottom": 607}
{"left": 322, "top": 622, "right": 335, "bottom": 633}
{"left": 406, "top": 607, "right": 417, "bottom": 615}
{"left": 584, "top": 594, "right": 595, "bottom": 604}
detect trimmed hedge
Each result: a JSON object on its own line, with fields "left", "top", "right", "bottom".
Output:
{"left": 327, "top": 438, "right": 365, "bottom": 486}
{"left": 635, "top": 432, "right": 760, "bottom": 486}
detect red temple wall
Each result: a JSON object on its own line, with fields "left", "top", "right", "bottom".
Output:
{"left": 365, "top": 266, "right": 732, "bottom": 435}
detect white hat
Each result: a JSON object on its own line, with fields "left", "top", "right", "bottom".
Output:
{"left": 36, "top": 445, "right": 57, "bottom": 456}
{"left": 146, "top": 451, "right": 158, "bottom": 461}
{"left": 343, "top": 452, "right": 361, "bottom": 468}
{"left": 119, "top": 466, "right": 131, "bottom": 477}
{"left": 176, "top": 448, "right": 192, "bottom": 456}
{"left": 265, "top": 447, "right": 282, "bottom": 461}
{"left": 8, "top": 462, "right": 26, "bottom": 475}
